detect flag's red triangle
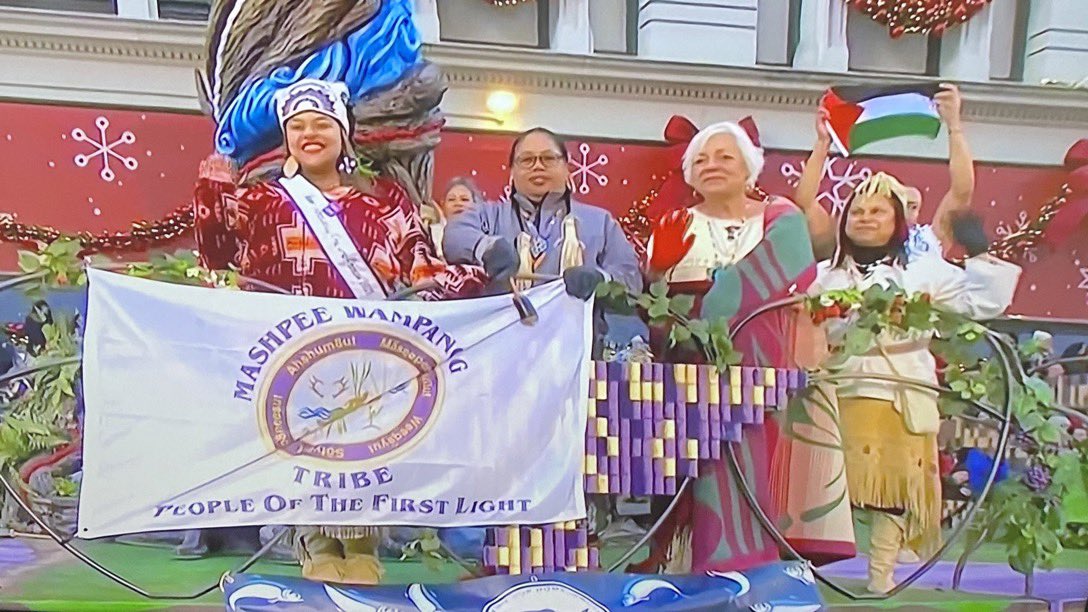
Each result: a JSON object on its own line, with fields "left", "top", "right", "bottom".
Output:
{"left": 820, "top": 89, "right": 864, "bottom": 153}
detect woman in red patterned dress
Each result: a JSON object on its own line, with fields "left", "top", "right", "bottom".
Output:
{"left": 193, "top": 78, "right": 485, "bottom": 585}
{"left": 195, "top": 79, "right": 486, "bottom": 302}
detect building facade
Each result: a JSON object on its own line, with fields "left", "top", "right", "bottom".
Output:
{"left": 0, "top": 1, "right": 1087, "bottom": 320}
{"left": 0, "top": 0, "right": 1086, "bottom": 164}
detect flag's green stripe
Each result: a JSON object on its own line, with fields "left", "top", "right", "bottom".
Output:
{"left": 848, "top": 114, "right": 941, "bottom": 152}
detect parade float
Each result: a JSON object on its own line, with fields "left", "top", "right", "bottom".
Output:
{"left": 0, "top": 0, "right": 1085, "bottom": 610}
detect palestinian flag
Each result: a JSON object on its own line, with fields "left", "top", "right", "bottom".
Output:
{"left": 820, "top": 83, "right": 943, "bottom": 155}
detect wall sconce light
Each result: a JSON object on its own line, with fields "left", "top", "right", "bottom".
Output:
{"left": 486, "top": 90, "right": 519, "bottom": 117}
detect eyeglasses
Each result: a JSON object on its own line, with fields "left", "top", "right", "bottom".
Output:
{"left": 513, "top": 152, "right": 566, "bottom": 169}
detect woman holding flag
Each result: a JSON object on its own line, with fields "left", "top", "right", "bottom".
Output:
{"left": 795, "top": 82, "right": 978, "bottom": 569}
{"left": 809, "top": 172, "right": 1020, "bottom": 593}
{"left": 194, "top": 78, "right": 486, "bottom": 585}
{"left": 632, "top": 121, "right": 820, "bottom": 573}
{"left": 796, "top": 83, "right": 974, "bottom": 261}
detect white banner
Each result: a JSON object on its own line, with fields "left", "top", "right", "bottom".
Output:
{"left": 77, "top": 270, "right": 591, "bottom": 538}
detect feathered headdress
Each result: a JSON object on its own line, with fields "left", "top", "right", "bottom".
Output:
{"left": 850, "top": 171, "right": 910, "bottom": 209}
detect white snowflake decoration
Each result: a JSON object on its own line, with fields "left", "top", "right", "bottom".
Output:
{"left": 780, "top": 157, "right": 872, "bottom": 216}
{"left": 72, "top": 116, "right": 138, "bottom": 182}
{"left": 568, "top": 142, "right": 609, "bottom": 196}
{"left": 1078, "top": 267, "right": 1088, "bottom": 305}
{"left": 995, "top": 210, "right": 1038, "bottom": 263}
{"left": 490, "top": 182, "right": 514, "bottom": 205}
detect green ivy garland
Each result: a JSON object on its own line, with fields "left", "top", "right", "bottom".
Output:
{"left": 5, "top": 242, "right": 1086, "bottom": 579}
{"left": 595, "top": 278, "right": 742, "bottom": 371}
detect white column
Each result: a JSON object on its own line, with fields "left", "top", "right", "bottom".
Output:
{"left": 638, "top": 0, "right": 758, "bottom": 66}
{"left": 1023, "top": 0, "right": 1088, "bottom": 85}
{"left": 792, "top": 0, "right": 848, "bottom": 72}
{"left": 114, "top": 0, "right": 158, "bottom": 19}
{"left": 414, "top": 0, "right": 441, "bottom": 44}
{"left": 939, "top": 2, "right": 993, "bottom": 81}
{"left": 552, "top": 0, "right": 593, "bottom": 55}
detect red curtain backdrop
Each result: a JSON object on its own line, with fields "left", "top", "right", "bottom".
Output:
{"left": 0, "top": 101, "right": 1080, "bottom": 318}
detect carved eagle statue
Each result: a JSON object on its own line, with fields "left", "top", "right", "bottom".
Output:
{"left": 195, "top": 0, "right": 445, "bottom": 208}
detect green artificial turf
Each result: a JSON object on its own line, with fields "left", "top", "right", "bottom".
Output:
{"left": 821, "top": 581, "right": 1034, "bottom": 611}
{"left": 849, "top": 519, "right": 1088, "bottom": 573}
{"left": 2, "top": 540, "right": 468, "bottom": 611}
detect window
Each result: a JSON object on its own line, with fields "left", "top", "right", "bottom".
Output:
{"left": 437, "top": 0, "right": 544, "bottom": 48}
{"left": 157, "top": 0, "right": 209, "bottom": 21}
{"left": 0, "top": 0, "right": 114, "bottom": 13}
{"left": 846, "top": 9, "right": 931, "bottom": 75}
{"left": 999, "top": 0, "right": 1030, "bottom": 81}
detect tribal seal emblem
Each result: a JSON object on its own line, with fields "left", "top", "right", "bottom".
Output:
{"left": 257, "top": 325, "right": 442, "bottom": 462}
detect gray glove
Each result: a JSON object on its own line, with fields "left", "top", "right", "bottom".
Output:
{"left": 951, "top": 212, "right": 990, "bottom": 257}
{"left": 563, "top": 265, "right": 605, "bottom": 301}
{"left": 481, "top": 239, "right": 519, "bottom": 283}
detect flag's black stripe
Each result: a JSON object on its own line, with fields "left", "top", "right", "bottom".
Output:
{"left": 830, "top": 81, "right": 942, "bottom": 103}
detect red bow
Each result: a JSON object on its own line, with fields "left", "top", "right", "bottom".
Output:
{"left": 738, "top": 116, "right": 762, "bottom": 149}
{"left": 648, "top": 115, "right": 763, "bottom": 220}
{"left": 649, "top": 116, "right": 700, "bottom": 220}
{"left": 1045, "top": 139, "right": 1088, "bottom": 246}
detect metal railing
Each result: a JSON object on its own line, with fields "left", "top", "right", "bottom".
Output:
{"left": 0, "top": 268, "right": 1078, "bottom": 601}
{"left": 724, "top": 296, "right": 1018, "bottom": 602}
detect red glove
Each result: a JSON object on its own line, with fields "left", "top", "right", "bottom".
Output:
{"left": 648, "top": 209, "right": 695, "bottom": 273}
{"left": 939, "top": 452, "right": 955, "bottom": 478}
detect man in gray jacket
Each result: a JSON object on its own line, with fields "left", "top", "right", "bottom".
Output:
{"left": 442, "top": 128, "right": 643, "bottom": 300}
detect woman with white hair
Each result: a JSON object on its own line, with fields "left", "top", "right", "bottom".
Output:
{"left": 632, "top": 121, "right": 821, "bottom": 573}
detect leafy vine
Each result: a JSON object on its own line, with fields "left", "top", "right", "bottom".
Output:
{"left": 0, "top": 239, "right": 238, "bottom": 492}
{"left": 595, "top": 278, "right": 741, "bottom": 370}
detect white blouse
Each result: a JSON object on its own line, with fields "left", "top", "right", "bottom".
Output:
{"left": 906, "top": 223, "right": 943, "bottom": 262}
{"left": 812, "top": 254, "right": 1022, "bottom": 433}
{"left": 429, "top": 219, "right": 446, "bottom": 260}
